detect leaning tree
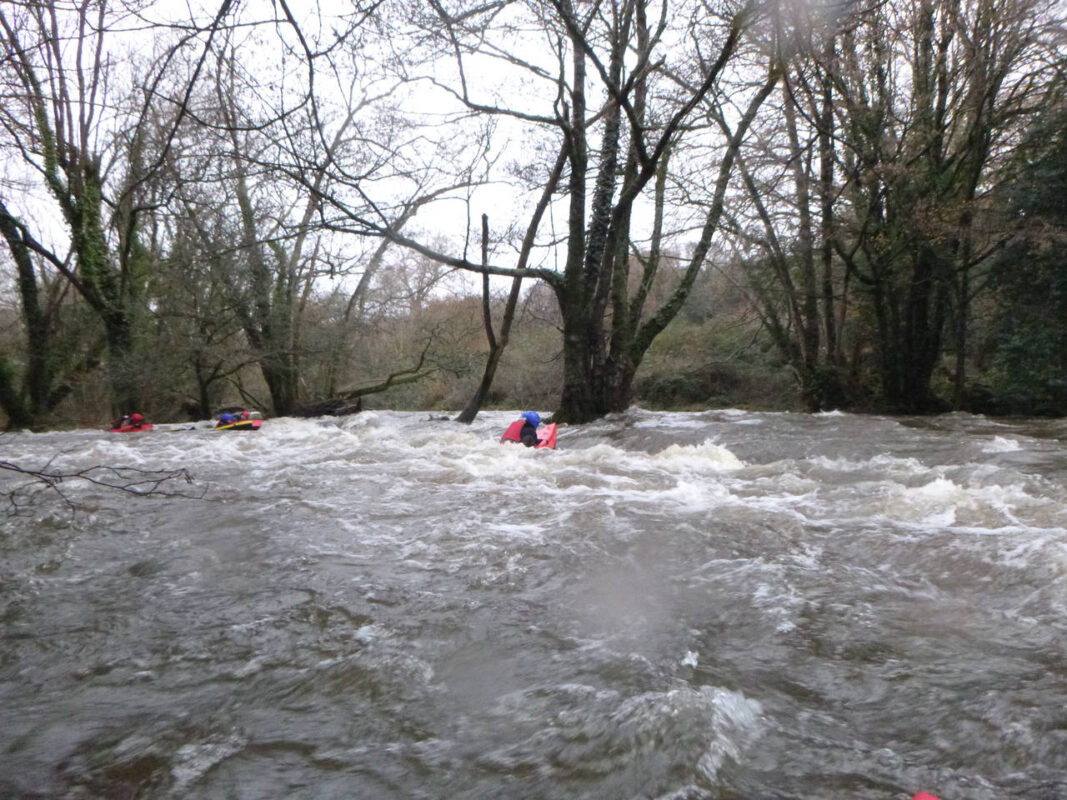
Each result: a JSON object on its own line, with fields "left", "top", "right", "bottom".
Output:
{"left": 275, "top": 0, "right": 779, "bottom": 423}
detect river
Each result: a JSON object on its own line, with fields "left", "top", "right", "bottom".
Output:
{"left": 2, "top": 409, "right": 1065, "bottom": 799}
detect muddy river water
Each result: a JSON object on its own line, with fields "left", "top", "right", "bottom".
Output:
{"left": 2, "top": 409, "right": 1065, "bottom": 799}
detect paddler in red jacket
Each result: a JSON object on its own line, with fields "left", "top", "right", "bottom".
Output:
{"left": 110, "top": 412, "right": 147, "bottom": 430}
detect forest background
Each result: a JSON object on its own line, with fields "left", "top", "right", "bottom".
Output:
{"left": 0, "top": 0, "right": 1064, "bottom": 431}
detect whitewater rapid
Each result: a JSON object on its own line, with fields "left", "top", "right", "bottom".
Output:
{"left": 1, "top": 409, "right": 1065, "bottom": 798}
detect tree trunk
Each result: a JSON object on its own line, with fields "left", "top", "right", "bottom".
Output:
{"left": 554, "top": 23, "right": 595, "bottom": 424}
{"left": 455, "top": 214, "right": 518, "bottom": 423}
{"left": 103, "top": 311, "right": 138, "bottom": 415}
{"left": 0, "top": 202, "right": 50, "bottom": 420}
{"left": 457, "top": 144, "right": 569, "bottom": 423}
{"left": 818, "top": 42, "right": 840, "bottom": 366}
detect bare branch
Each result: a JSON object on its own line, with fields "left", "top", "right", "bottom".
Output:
{"left": 1, "top": 458, "right": 200, "bottom": 517}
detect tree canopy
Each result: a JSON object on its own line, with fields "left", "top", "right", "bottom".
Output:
{"left": 0, "top": 0, "right": 1063, "bottom": 429}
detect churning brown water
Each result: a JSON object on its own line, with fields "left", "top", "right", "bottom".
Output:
{"left": 2, "top": 409, "right": 1065, "bottom": 799}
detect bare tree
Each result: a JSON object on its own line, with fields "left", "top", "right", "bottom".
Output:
{"left": 726, "top": 0, "right": 1061, "bottom": 411}
{"left": 163, "top": 1, "right": 484, "bottom": 415}
{"left": 726, "top": 0, "right": 861, "bottom": 409}
{"left": 277, "top": 0, "right": 779, "bottom": 423}
{"left": 0, "top": 198, "right": 85, "bottom": 427}
{"left": 828, "top": 0, "right": 1059, "bottom": 410}
{"left": 0, "top": 0, "right": 238, "bottom": 415}
{"left": 456, "top": 144, "right": 566, "bottom": 422}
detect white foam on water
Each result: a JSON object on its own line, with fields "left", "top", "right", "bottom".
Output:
{"left": 476, "top": 680, "right": 764, "bottom": 789}
{"left": 5, "top": 409, "right": 1067, "bottom": 797}
{"left": 752, "top": 577, "right": 805, "bottom": 633}
{"left": 757, "top": 447, "right": 1067, "bottom": 538}
{"left": 354, "top": 624, "right": 383, "bottom": 643}
{"left": 654, "top": 478, "right": 735, "bottom": 511}
{"left": 633, "top": 416, "right": 709, "bottom": 429}
{"left": 693, "top": 687, "right": 765, "bottom": 781}
{"left": 170, "top": 733, "right": 247, "bottom": 792}
{"left": 807, "top": 452, "right": 928, "bottom": 480}
{"left": 7, "top": 416, "right": 730, "bottom": 526}
{"left": 481, "top": 520, "right": 551, "bottom": 544}
{"left": 7, "top": 410, "right": 1066, "bottom": 559}
{"left": 649, "top": 440, "right": 745, "bottom": 472}
{"left": 983, "top": 436, "right": 1022, "bottom": 453}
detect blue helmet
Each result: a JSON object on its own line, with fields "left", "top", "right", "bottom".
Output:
{"left": 522, "top": 411, "right": 541, "bottom": 428}
{"left": 219, "top": 413, "right": 235, "bottom": 424}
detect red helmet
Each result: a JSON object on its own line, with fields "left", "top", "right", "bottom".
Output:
{"left": 130, "top": 413, "right": 144, "bottom": 424}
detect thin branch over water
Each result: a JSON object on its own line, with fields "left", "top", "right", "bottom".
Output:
{"left": 1, "top": 458, "right": 201, "bottom": 516}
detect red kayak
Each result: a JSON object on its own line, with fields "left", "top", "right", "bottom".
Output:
{"left": 109, "top": 424, "right": 154, "bottom": 433}
{"left": 500, "top": 420, "right": 557, "bottom": 449}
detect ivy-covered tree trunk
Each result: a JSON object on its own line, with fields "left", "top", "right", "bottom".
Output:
{"left": 551, "top": 2, "right": 763, "bottom": 424}
{"left": 986, "top": 101, "right": 1067, "bottom": 414}
{"left": 1, "top": 5, "right": 149, "bottom": 417}
{"left": 67, "top": 161, "right": 141, "bottom": 414}
{"left": 553, "top": 15, "right": 596, "bottom": 424}
{"left": 871, "top": 246, "right": 950, "bottom": 412}
{"left": 0, "top": 201, "right": 50, "bottom": 425}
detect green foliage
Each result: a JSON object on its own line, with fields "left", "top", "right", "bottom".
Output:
{"left": 358, "top": 290, "right": 564, "bottom": 413}
{"left": 0, "top": 354, "right": 30, "bottom": 427}
{"left": 635, "top": 310, "right": 799, "bottom": 410}
{"left": 984, "top": 103, "right": 1067, "bottom": 415}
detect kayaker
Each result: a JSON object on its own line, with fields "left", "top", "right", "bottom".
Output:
{"left": 215, "top": 413, "right": 236, "bottom": 428}
{"left": 517, "top": 411, "right": 541, "bottom": 447}
{"left": 500, "top": 411, "right": 545, "bottom": 447}
{"left": 111, "top": 412, "right": 146, "bottom": 430}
